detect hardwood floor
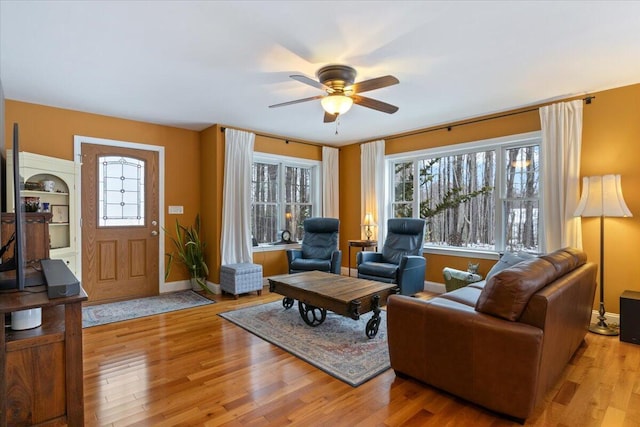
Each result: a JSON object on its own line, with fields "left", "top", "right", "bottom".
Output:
{"left": 83, "top": 288, "right": 640, "bottom": 426}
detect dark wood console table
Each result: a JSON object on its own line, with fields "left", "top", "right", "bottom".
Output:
{"left": 1, "top": 286, "right": 87, "bottom": 426}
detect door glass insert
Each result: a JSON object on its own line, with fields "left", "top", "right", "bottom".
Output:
{"left": 98, "top": 156, "right": 145, "bottom": 227}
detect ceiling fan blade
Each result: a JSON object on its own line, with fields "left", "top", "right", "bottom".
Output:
{"left": 323, "top": 111, "right": 337, "bottom": 123}
{"left": 269, "top": 95, "right": 324, "bottom": 109}
{"left": 349, "top": 75, "right": 399, "bottom": 94}
{"left": 352, "top": 95, "right": 399, "bottom": 114}
{"left": 290, "top": 74, "right": 331, "bottom": 92}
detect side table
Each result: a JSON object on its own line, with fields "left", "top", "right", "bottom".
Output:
{"left": 348, "top": 239, "right": 378, "bottom": 277}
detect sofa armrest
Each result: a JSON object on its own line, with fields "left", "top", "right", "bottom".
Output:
{"left": 357, "top": 251, "right": 382, "bottom": 264}
{"left": 387, "top": 294, "right": 544, "bottom": 419}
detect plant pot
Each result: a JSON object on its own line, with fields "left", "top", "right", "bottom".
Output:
{"left": 190, "top": 277, "right": 207, "bottom": 292}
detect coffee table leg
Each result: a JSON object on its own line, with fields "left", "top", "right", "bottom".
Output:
{"left": 282, "top": 297, "right": 295, "bottom": 309}
{"left": 365, "top": 294, "right": 382, "bottom": 339}
{"left": 298, "top": 301, "right": 327, "bottom": 327}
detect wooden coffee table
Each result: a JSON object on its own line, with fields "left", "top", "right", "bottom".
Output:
{"left": 268, "top": 271, "right": 398, "bottom": 339}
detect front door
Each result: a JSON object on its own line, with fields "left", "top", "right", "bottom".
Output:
{"left": 81, "top": 143, "right": 160, "bottom": 303}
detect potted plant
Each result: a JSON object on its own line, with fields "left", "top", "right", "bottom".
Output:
{"left": 165, "top": 214, "right": 210, "bottom": 292}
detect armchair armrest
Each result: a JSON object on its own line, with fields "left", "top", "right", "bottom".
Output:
{"left": 330, "top": 250, "right": 342, "bottom": 274}
{"left": 286, "top": 249, "right": 302, "bottom": 265}
{"left": 396, "top": 255, "right": 426, "bottom": 295}
{"left": 357, "top": 251, "right": 383, "bottom": 264}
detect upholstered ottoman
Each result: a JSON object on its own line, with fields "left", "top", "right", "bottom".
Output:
{"left": 220, "top": 263, "right": 263, "bottom": 299}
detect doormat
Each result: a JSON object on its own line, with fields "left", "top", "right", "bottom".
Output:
{"left": 219, "top": 300, "right": 390, "bottom": 387}
{"left": 82, "top": 290, "right": 214, "bottom": 328}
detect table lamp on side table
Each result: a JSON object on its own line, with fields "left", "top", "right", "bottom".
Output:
{"left": 363, "top": 213, "right": 376, "bottom": 240}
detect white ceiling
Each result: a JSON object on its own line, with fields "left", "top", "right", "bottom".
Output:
{"left": 1, "top": 1, "right": 640, "bottom": 147}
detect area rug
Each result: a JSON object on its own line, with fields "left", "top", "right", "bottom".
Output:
{"left": 219, "top": 300, "right": 390, "bottom": 387}
{"left": 82, "top": 290, "right": 214, "bottom": 328}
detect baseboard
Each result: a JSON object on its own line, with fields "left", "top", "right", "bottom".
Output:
{"left": 162, "top": 279, "right": 191, "bottom": 293}
{"left": 424, "top": 281, "right": 446, "bottom": 294}
{"left": 161, "top": 280, "right": 221, "bottom": 294}
{"left": 591, "top": 310, "right": 620, "bottom": 327}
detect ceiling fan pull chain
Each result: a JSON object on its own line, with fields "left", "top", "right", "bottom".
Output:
{"left": 335, "top": 116, "right": 340, "bottom": 135}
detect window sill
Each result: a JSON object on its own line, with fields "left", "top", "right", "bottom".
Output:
{"left": 252, "top": 243, "right": 301, "bottom": 253}
{"left": 422, "top": 246, "right": 500, "bottom": 261}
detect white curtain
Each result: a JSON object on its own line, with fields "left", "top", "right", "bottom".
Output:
{"left": 539, "top": 100, "right": 583, "bottom": 252}
{"left": 361, "top": 140, "right": 386, "bottom": 243}
{"left": 221, "top": 128, "right": 255, "bottom": 265}
{"left": 322, "top": 146, "right": 339, "bottom": 218}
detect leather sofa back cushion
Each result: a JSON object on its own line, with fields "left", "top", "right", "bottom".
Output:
{"left": 540, "top": 247, "right": 586, "bottom": 277}
{"left": 475, "top": 257, "right": 556, "bottom": 321}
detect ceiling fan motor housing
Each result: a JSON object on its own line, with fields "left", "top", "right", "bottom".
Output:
{"left": 317, "top": 65, "right": 357, "bottom": 93}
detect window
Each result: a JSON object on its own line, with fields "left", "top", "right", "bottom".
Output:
{"left": 251, "top": 154, "right": 320, "bottom": 244}
{"left": 98, "top": 155, "right": 145, "bottom": 227}
{"left": 388, "top": 132, "right": 541, "bottom": 253}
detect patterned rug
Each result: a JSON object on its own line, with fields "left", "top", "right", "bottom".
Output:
{"left": 82, "top": 290, "right": 214, "bottom": 328}
{"left": 219, "top": 300, "right": 390, "bottom": 387}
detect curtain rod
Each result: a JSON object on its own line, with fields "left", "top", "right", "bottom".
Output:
{"left": 222, "top": 95, "right": 595, "bottom": 148}
{"left": 381, "top": 95, "right": 596, "bottom": 142}
{"left": 220, "top": 127, "right": 327, "bottom": 148}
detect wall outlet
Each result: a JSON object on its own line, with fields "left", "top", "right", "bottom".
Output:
{"left": 168, "top": 205, "right": 184, "bottom": 214}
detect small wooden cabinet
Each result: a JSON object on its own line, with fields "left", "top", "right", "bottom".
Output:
{"left": 1, "top": 287, "right": 87, "bottom": 426}
{"left": 1, "top": 212, "right": 52, "bottom": 264}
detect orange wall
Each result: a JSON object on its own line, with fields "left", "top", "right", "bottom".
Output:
{"left": 339, "top": 83, "right": 640, "bottom": 313}
{"left": 338, "top": 107, "right": 541, "bottom": 282}
{"left": 579, "top": 83, "right": 640, "bottom": 313}
{"left": 339, "top": 143, "right": 362, "bottom": 270}
{"left": 199, "top": 126, "right": 322, "bottom": 282}
{"left": 6, "top": 82, "right": 640, "bottom": 313}
{"left": 4, "top": 100, "right": 202, "bottom": 283}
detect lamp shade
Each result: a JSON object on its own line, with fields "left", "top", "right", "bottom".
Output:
{"left": 321, "top": 95, "right": 353, "bottom": 115}
{"left": 574, "top": 174, "right": 633, "bottom": 218}
{"left": 363, "top": 212, "right": 376, "bottom": 226}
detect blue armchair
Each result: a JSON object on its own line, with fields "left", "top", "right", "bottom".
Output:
{"left": 287, "top": 218, "right": 342, "bottom": 274}
{"left": 357, "top": 218, "right": 426, "bottom": 296}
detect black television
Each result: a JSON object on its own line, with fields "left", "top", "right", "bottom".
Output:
{"left": 0, "top": 123, "right": 44, "bottom": 291}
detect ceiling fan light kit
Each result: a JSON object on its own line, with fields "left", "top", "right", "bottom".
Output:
{"left": 321, "top": 94, "right": 353, "bottom": 115}
{"left": 269, "top": 64, "right": 399, "bottom": 123}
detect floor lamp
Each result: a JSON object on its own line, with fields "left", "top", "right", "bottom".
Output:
{"left": 574, "top": 174, "right": 633, "bottom": 336}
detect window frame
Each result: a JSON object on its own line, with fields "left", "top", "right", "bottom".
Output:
{"left": 252, "top": 152, "right": 321, "bottom": 245}
{"left": 386, "top": 131, "right": 542, "bottom": 256}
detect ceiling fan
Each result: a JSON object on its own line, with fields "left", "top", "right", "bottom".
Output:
{"left": 269, "top": 64, "right": 399, "bottom": 123}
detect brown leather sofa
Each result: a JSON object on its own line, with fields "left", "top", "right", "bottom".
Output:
{"left": 387, "top": 247, "right": 597, "bottom": 421}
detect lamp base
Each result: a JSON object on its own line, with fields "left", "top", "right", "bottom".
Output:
{"left": 589, "top": 320, "right": 619, "bottom": 336}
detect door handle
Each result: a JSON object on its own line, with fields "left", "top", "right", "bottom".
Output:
{"left": 151, "top": 230, "right": 158, "bottom": 236}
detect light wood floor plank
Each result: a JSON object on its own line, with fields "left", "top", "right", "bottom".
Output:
{"left": 82, "top": 288, "right": 640, "bottom": 426}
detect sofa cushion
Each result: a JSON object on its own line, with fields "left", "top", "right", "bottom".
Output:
{"left": 540, "top": 247, "right": 587, "bottom": 278}
{"left": 485, "top": 251, "right": 536, "bottom": 281}
{"left": 475, "top": 257, "right": 556, "bottom": 321}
